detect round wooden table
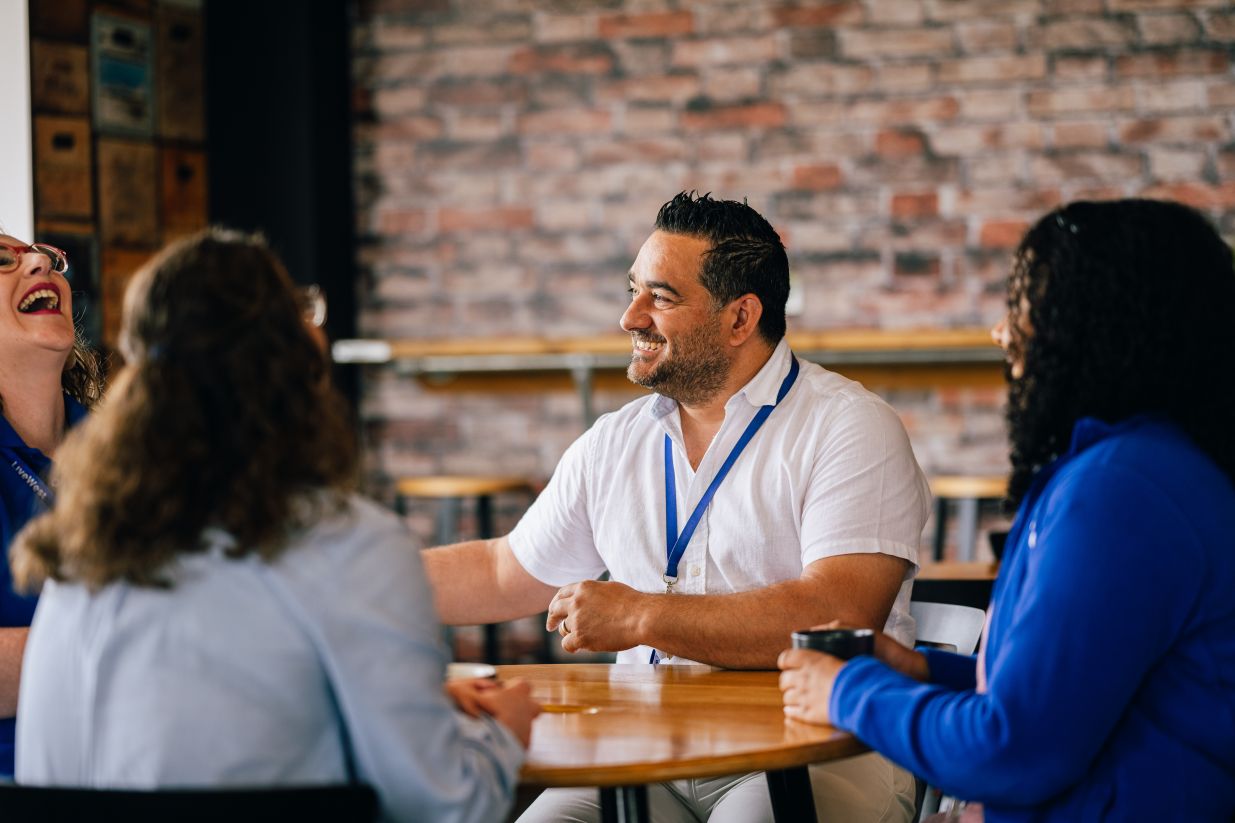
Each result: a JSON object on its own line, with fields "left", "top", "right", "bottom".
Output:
{"left": 500, "top": 663, "right": 869, "bottom": 823}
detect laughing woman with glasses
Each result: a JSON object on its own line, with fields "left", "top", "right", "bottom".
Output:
{"left": 0, "top": 232, "right": 102, "bottom": 778}
{"left": 8, "top": 228, "right": 537, "bottom": 822}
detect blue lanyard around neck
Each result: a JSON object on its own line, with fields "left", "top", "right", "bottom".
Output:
{"left": 7, "top": 452, "right": 55, "bottom": 508}
{"left": 661, "top": 355, "right": 800, "bottom": 592}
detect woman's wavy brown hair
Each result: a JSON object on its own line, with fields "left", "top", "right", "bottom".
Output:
{"left": 12, "top": 228, "right": 357, "bottom": 590}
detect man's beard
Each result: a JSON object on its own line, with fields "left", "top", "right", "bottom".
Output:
{"left": 627, "top": 318, "right": 730, "bottom": 406}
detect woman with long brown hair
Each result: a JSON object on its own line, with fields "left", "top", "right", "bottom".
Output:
{"left": 0, "top": 230, "right": 102, "bottom": 778}
{"left": 10, "top": 229, "right": 538, "bottom": 822}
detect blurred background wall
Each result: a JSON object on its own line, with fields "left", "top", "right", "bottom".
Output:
{"left": 348, "top": 0, "right": 1235, "bottom": 550}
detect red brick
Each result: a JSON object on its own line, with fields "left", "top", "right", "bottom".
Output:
{"left": 1137, "top": 79, "right": 1208, "bottom": 112}
{"left": 955, "top": 188, "right": 1062, "bottom": 213}
{"left": 1027, "top": 86, "right": 1136, "bottom": 117}
{"left": 1051, "top": 55, "right": 1110, "bottom": 82}
{"left": 978, "top": 220, "right": 1029, "bottom": 249}
{"left": 932, "top": 124, "right": 1046, "bottom": 154}
{"left": 1029, "top": 152, "right": 1143, "bottom": 183}
{"left": 875, "top": 63, "right": 935, "bottom": 92}
{"left": 891, "top": 192, "right": 939, "bottom": 219}
{"left": 848, "top": 156, "right": 961, "bottom": 186}
{"left": 428, "top": 78, "right": 527, "bottom": 107}
{"left": 533, "top": 14, "right": 598, "bottom": 43}
{"left": 769, "top": 64, "right": 875, "bottom": 97}
{"left": 1136, "top": 12, "right": 1202, "bottom": 44}
{"left": 1217, "top": 150, "right": 1235, "bottom": 180}
{"left": 376, "top": 208, "right": 429, "bottom": 235}
{"left": 840, "top": 96, "right": 961, "bottom": 125}
{"left": 1115, "top": 48, "right": 1227, "bottom": 77}
{"left": 426, "top": 45, "right": 514, "bottom": 77}
{"left": 446, "top": 112, "right": 509, "bottom": 141}
{"left": 521, "top": 140, "right": 577, "bottom": 171}
{"left": 1109, "top": 0, "right": 1230, "bottom": 9}
{"left": 583, "top": 137, "right": 690, "bottom": 166}
{"left": 598, "top": 11, "right": 694, "bottom": 39}
{"left": 876, "top": 129, "right": 928, "bottom": 157}
{"left": 363, "top": 22, "right": 430, "bottom": 51}
{"left": 672, "top": 34, "right": 780, "bottom": 67}
{"left": 596, "top": 74, "right": 700, "bottom": 105}
{"left": 840, "top": 26, "right": 954, "bottom": 58}
{"left": 955, "top": 20, "right": 1018, "bottom": 52}
{"left": 518, "top": 109, "right": 612, "bottom": 135}
{"left": 967, "top": 154, "right": 1026, "bottom": 186}
{"left": 432, "top": 18, "right": 533, "bottom": 46}
{"left": 371, "top": 86, "right": 427, "bottom": 117}
{"left": 772, "top": 2, "right": 864, "bottom": 27}
{"left": 508, "top": 44, "right": 614, "bottom": 75}
{"left": 937, "top": 54, "right": 1046, "bottom": 85}
{"left": 792, "top": 164, "right": 844, "bottom": 190}
{"left": 702, "top": 67, "right": 763, "bottom": 102}
{"left": 1147, "top": 147, "right": 1208, "bottom": 181}
{"left": 438, "top": 207, "right": 535, "bottom": 233}
{"left": 954, "top": 90, "right": 1020, "bottom": 121}
{"left": 1137, "top": 182, "right": 1235, "bottom": 209}
{"left": 1035, "top": 17, "right": 1137, "bottom": 49}
{"left": 619, "top": 106, "right": 677, "bottom": 135}
{"left": 864, "top": 0, "right": 923, "bottom": 24}
{"left": 1117, "top": 116, "right": 1225, "bottom": 144}
{"left": 681, "top": 102, "right": 787, "bottom": 130}
{"left": 1053, "top": 121, "right": 1111, "bottom": 149}
{"left": 1209, "top": 82, "right": 1235, "bottom": 107}
{"left": 1203, "top": 11, "right": 1235, "bottom": 40}
{"left": 368, "top": 116, "right": 444, "bottom": 140}
{"left": 924, "top": 0, "right": 1041, "bottom": 21}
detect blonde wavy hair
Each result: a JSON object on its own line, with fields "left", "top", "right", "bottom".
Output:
{"left": 12, "top": 228, "right": 357, "bottom": 590}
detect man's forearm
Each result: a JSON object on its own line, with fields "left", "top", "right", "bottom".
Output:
{"left": 422, "top": 537, "right": 556, "bottom": 626}
{"left": 636, "top": 555, "right": 909, "bottom": 669}
{"left": 0, "top": 627, "right": 28, "bottom": 717}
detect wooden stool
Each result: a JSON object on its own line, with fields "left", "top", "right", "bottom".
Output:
{"left": 395, "top": 475, "right": 536, "bottom": 664}
{"left": 928, "top": 475, "right": 1008, "bottom": 563}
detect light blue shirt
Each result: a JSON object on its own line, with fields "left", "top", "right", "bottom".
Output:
{"left": 15, "top": 494, "right": 523, "bottom": 823}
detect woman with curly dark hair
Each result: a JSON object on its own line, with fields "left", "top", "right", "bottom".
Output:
{"left": 780, "top": 199, "right": 1235, "bottom": 821}
{"left": 0, "top": 229, "right": 102, "bottom": 778}
{"left": 9, "top": 229, "right": 538, "bottom": 822}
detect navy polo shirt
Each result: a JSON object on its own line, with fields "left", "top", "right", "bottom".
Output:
{"left": 0, "top": 394, "right": 87, "bottom": 776}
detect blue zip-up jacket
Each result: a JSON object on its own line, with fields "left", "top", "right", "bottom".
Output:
{"left": 0, "top": 395, "right": 87, "bottom": 776}
{"left": 831, "top": 416, "right": 1235, "bottom": 821}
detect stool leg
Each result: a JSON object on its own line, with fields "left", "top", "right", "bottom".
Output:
{"left": 475, "top": 495, "right": 502, "bottom": 665}
{"left": 957, "top": 497, "right": 979, "bottom": 562}
{"left": 932, "top": 498, "right": 948, "bottom": 562}
{"left": 436, "top": 497, "right": 461, "bottom": 548}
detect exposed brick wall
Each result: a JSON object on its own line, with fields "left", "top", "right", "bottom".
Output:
{"left": 351, "top": 0, "right": 1235, "bottom": 556}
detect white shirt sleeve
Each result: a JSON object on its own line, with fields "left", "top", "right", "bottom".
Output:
{"left": 799, "top": 396, "right": 929, "bottom": 568}
{"left": 507, "top": 426, "right": 608, "bottom": 587}
{"left": 272, "top": 499, "right": 524, "bottom": 823}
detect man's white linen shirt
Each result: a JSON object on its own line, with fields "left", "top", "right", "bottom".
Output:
{"left": 509, "top": 339, "right": 931, "bottom": 664}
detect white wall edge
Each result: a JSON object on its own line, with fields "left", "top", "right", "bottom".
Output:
{"left": 0, "top": 0, "right": 34, "bottom": 240}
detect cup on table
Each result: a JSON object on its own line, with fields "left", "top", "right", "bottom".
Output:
{"left": 791, "top": 628, "right": 875, "bottom": 660}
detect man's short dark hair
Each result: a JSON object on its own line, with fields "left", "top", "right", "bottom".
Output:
{"left": 654, "top": 191, "right": 789, "bottom": 345}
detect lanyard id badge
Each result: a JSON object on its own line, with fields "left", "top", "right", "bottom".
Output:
{"left": 650, "top": 355, "right": 800, "bottom": 664}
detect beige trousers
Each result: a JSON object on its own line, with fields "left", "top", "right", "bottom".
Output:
{"left": 517, "top": 752, "right": 916, "bottom": 823}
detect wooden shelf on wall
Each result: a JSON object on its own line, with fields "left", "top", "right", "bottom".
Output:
{"left": 335, "top": 328, "right": 1006, "bottom": 419}
{"left": 335, "top": 327, "right": 1002, "bottom": 370}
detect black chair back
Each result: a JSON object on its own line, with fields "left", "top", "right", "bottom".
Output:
{"left": 0, "top": 782, "right": 379, "bottom": 822}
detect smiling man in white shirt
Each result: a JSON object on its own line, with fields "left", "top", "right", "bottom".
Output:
{"left": 424, "top": 191, "right": 929, "bottom": 823}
